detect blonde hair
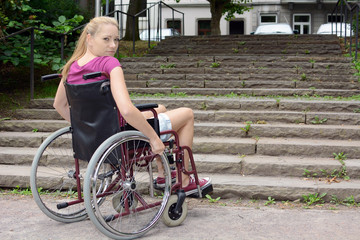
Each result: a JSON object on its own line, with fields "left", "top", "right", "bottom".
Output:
{"left": 61, "top": 16, "right": 119, "bottom": 81}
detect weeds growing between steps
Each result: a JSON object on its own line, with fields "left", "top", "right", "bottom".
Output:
{"left": 1, "top": 187, "right": 359, "bottom": 210}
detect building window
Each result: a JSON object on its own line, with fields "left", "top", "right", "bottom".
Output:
{"left": 327, "top": 14, "right": 344, "bottom": 23}
{"left": 293, "top": 14, "right": 311, "bottom": 34}
{"left": 198, "top": 20, "right": 211, "bottom": 35}
{"left": 260, "top": 14, "right": 277, "bottom": 24}
{"left": 167, "top": 19, "right": 182, "bottom": 34}
{"left": 230, "top": 20, "right": 244, "bottom": 35}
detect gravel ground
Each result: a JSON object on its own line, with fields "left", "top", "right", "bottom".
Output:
{"left": 1, "top": 193, "right": 360, "bottom": 240}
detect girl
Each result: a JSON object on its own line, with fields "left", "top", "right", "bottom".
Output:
{"left": 53, "top": 16, "right": 211, "bottom": 195}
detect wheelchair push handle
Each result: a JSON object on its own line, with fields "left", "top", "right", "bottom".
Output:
{"left": 41, "top": 72, "right": 109, "bottom": 82}
{"left": 41, "top": 74, "right": 62, "bottom": 82}
{"left": 83, "top": 71, "right": 109, "bottom": 80}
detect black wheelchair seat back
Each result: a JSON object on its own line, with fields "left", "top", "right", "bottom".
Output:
{"left": 64, "top": 79, "right": 160, "bottom": 162}
{"left": 65, "top": 79, "right": 121, "bottom": 161}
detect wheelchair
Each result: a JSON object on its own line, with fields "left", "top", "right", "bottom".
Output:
{"left": 30, "top": 72, "right": 212, "bottom": 239}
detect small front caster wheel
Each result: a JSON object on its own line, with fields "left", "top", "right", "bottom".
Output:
{"left": 162, "top": 195, "right": 188, "bottom": 227}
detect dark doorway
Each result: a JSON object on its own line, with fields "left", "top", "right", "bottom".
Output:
{"left": 230, "top": 20, "right": 244, "bottom": 35}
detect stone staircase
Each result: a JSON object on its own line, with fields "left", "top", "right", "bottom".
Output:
{"left": 1, "top": 34, "right": 360, "bottom": 202}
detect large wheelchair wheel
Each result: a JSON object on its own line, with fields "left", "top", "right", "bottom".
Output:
{"left": 84, "top": 131, "right": 172, "bottom": 240}
{"left": 30, "top": 127, "right": 88, "bottom": 223}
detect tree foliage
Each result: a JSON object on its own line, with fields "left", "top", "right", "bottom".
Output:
{"left": 222, "top": 0, "right": 252, "bottom": 21}
{"left": 0, "top": 0, "right": 85, "bottom": 71}
{"left": 28, "top": 0, "right": 91, "bottom": 25}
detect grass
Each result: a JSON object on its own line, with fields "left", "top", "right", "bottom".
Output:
{"left": 302, "top": 193, "right": 327, "bottom": 206}
{"left": 302, "top": 152, "right": 350, "bottom": 182}
{"left": 117, "top": 40, "right": 157, "bottom": 59}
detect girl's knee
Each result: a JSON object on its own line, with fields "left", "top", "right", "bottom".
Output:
{"left": 156, "top": 104, "right": 167, "bottom": 114}
{"left": 181, "top": 107, "right": 194, "bottom": 121}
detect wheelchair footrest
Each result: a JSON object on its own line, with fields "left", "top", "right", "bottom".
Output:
{"left": 188, "top": 184, "right": 213, "bottom": 198}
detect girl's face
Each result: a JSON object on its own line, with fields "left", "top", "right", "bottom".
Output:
{"left": 87, "top": 23, "right": 120, "bottom": 57}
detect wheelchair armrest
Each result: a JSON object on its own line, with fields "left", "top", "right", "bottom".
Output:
{"left": 135, "top": 103, "right": 158, "bottom": 111}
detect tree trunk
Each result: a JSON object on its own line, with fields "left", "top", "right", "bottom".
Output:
{"left": 124, "top": 0, "right": 143, "bottom": 41}
{"left": 208, "top": 0, "right": 228, "bottom": 35}
{"left": 79, "top": 0, "right": 94, "bottom": 14}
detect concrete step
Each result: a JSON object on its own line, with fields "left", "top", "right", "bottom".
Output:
{"left": 158, "top": 38, "right": 341, "bottom": 46}
{"left": 195, "top": 154, "right": 360, "bottom": 179}
{"left": 121, "top": 64, "right": 356, "bottom": 75}
{"left": 195, "top": 136, "right": 360, "bottom": 159}
{"left": 195, "top": 110, "right": 360, "bottom": 125}
{"left": 128, "top": 79, "right": 359, "bottom": 90}
{"left": 122, "top": 57, "right": 353, "bottom": 68}
{"left": 9, "top": 108, "right": 360, "bottom": 125}
{"left": 257, "top": 137, "right": 360, "bottom": 159}
{"left": 165, "top": 34, "right": 338, "bottom": 40}
{"left": 0, "top": 120, "right": 69, "bottom": 132}
{"left": 13, "top": 109, "right": 62, "bottom": 120}
{"left": 239, "top": 155, "right": 360, "bottom": 179}
{"left": 20, "top": 97, "right": 360, "bottom": 113}
{"left": 2, "top": 164, "right": 359, "bottom": 201}
{"left": 1, "top": 120, "right": 360, "bottom": 140}
{"left": 120, "top": 55, "right": 353, "bottom": 64}
{"left": 152, "top": 35, "right": 343, "bottom": 56}
{"left": 0, "top": 146, "right": 85, "bottom": 168}
{"left": 128, "top": 87, "right": 360, "bottom": 97}
{"left": 156, "top": 42, "right": 341, "bottom": 49}
{"left": 0, "top": 132, "right": 50, "bottom": 148}
{"left": 128, "top": 72, "right": 357, "bottom": 82}
{"left": 132, "top": 98, "right": 360, "bottom": 113}
{"left": 210, "top": 174, "right": 360, "bottom": 201}
{"left": 2, "top": 131, "right": 358, "bottom": 158}
{"left": 1, "top": 145, "right": 358, "bottom": 180}
{"left": 0, "top": 132, "right": 255, "bottom": 155}
{"left": 160, "top": 34, "right": 340, "bottom": 43}
{"left": 149, "top": 47, "right": 342, "bottom": 56}
{"left": 0, "top": 147, "right": 37, "bottom": 166}
{"left": 195, "top": 122, "right": 360, "bottom": 140}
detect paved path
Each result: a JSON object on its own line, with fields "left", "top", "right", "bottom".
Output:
{"left": 1, "top": 194, "right": 360, "bottom": 240}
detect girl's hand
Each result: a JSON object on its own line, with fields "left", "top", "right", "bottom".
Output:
{"left": 150, "top": 137, "right": 165, "bottom": 155}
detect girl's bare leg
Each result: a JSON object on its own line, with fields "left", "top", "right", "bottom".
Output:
{"left": 141, "top": 104, "right": 167, "bottom": 119}
{"left": 141, "top": 104, "right": 167, "bottom": 178}
{"left": 143, "top": 105, "right": 194, "bottom": 186}
{"left": 163, "top": 107, "right": 194, "bottom": 186}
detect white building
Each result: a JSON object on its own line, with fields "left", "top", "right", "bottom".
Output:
{"left": 114, "top": 0, "right": 340, "bottom": 35}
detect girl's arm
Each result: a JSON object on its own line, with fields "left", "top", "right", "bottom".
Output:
{"left": 110, "top": 66, "right": 165, "bottom": 155}
{"left": 53, "top": 80, "right": 71, "bottom": 122}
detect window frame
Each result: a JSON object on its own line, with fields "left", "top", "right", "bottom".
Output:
{"left": 197, "top": 19, "right": 211, "bottom": 36}
{"left": 260, "top": 14, "right": 278, "bottom": 25}
{"left": 327, "top": 14, "right": 344, "bottom": 23}
{"left": 166, "top": 19, "right": 182, "bottom": 34}
{"left": 293, "top": 13, "right": 311, "bottom": 34}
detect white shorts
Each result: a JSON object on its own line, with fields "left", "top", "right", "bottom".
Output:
{"left": 158, "top": 113, "right": 172, "bottom": 142}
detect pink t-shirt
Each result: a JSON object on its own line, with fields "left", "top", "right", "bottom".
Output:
{"left": 67, "top": 56, "right": 122, "bottom": 84}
